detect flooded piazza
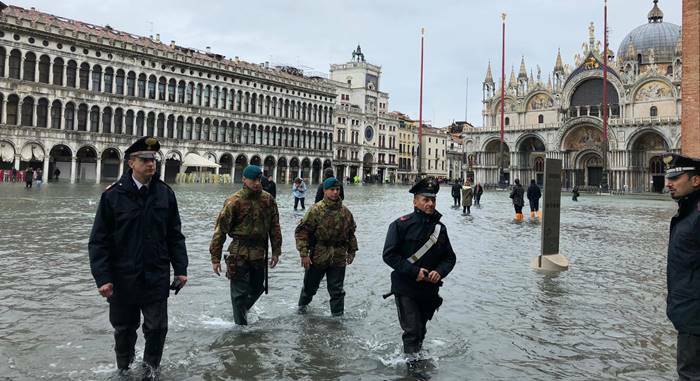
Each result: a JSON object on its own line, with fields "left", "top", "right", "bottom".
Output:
{"left": 0, "top": 183, "right": 680, "bottom": 380}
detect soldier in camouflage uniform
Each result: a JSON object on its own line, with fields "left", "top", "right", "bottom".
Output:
{"left": 295, "top": 177, "right": 358, "bottom": 316}
{"left": 209, "top": 165, "right": 282, "bottom": 325}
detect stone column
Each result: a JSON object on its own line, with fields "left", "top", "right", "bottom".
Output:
{"left": 160, "top": 160, "right": 166, "bottom": 181}
{"left": 1, "top": 100, "right": 6, "bottom": 124}
{"left": 87, "top": 69, "right": 92, "bottom": 91}
{"left": 95, "top": 158, "right": 102, "bottom": 184}
{"left": 3, "top": 55, "right": 8, "bottom": 78}
{"left": 62, "top": 65, "right": 67, "bottom": 86}
{"left": 32, "top": 101, "right": 37, "bottom": 127}
{"left": 14, "top": 154, "right": 21, "bottom": 170}
{"left": 285, "top": 166, "right": 290, "bottom": 184}
{"left": 118, "top": 160, "right": 124, "bottom": 178}
{"left": 215, "top": 166, "right": 220, "bottom": 175}
{"left": 70, "top": 156, "right": 77, "bottom": 183}
{"left": 48, "top": 57, "right": 54, "bottom": 85}
{"left": 273, "top": 165, "right": 278, "bottom": 182}
{"left": 42, "top": 157, "right": 49, "bottom": 183}
{"left": 310, "top": 166, "right": 315, "bottom": 185}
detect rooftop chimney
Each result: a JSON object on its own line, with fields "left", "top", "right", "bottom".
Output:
{"left": 155, "top": 33, "right": 160, "bottom": 43}
{"left": 206, "top": 46, "right": 211, "bottom": 54}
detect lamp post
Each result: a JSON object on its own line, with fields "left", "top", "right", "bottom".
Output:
{"left": 499, "top": 13, "right": 507, "bottom": 188}
{"left": 601, "top": 0, "right": 610, "bottom": 193}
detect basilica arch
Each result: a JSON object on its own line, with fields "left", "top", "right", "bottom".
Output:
{"left": 516, "top": 134, "right": 546, "bottom": 185}
{"left": 628, "top": 130, "right": 669, "bottom": 192}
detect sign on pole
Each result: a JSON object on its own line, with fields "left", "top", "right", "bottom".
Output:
{"left": 531, "top": 158, "right": 569, "bottom": 271}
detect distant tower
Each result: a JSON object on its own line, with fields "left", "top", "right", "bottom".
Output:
{"left": 553, "top": 48, "right": 565, "bottom": 92}
{"left": 483, "top": 61, "right": 495, "bottom": 100}
{"left": 508, "top": 66, "right": 517, "bottom": 96}
{"left": 517, "top": 56, "right": 528, "bottom": 96}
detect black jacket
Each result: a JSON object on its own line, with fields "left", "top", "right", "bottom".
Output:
{"left": 510, "top": 184, "right": 525, "bottom": 207}
{"left": 314, "top": 183, "right": 345, "bottom": 203}
{"left": 475, "top": 185, "right": 484, "bottom": 197}
{"left": 527, "top": 183, "right": 541, "bottom": 202}
{"left": 451, "top": 183, "right": 461, "bottom": 197}
{"left": 667, "top": 190, "right": 700, "bottom": 333}
{"left": 263, "top": 180, "right": 277, "bottom": 198}
{"left": 383, "top": 209, "right": 456, "bottom": 299}
{"left": 89, "top": 170, "right": 188, "bottom": 305}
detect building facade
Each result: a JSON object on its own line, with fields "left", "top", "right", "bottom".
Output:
{"left": 465, "top": 1, "right": 681, "bottom": 192}
{"left": 446, "top": 132, "right": 465, "bottom": 181}
{"left": 0, "top": 4, "right": 336, "bottom": 184}
{"left": 420, "top": 126, "right": 447, "bottom": 179}
{"left": 329, "top": 46, "right": 398, "bottom": 183}
{"left": 396, "top": 111, "right": 419, "bottom": 183}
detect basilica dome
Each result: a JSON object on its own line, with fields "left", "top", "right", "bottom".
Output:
{"left": 616, "top": 0, "right": 680, "bottom": 64}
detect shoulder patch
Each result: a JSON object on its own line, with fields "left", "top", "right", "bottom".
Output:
{"left": 104, "top": 181, "right": 119, "bottom": 192}
{"left": 399, "top": 214, "right": 411, "bottom": 221}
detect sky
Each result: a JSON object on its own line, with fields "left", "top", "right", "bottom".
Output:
{"left": 10, "top": 0, "right": 682, "bottom": 127}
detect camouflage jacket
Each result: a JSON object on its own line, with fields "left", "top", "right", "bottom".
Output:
{"left": 295, "top": 197, "right": 358, "bottom": 268}
{"left": 209, "top": 187, "right": 282, "bottom": 264}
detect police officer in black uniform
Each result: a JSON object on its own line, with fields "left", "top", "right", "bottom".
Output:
{"left": 89, "top": 136, "right": 188, "bottom": 379}
{"left": 664, "top": 153, "right": 700, "bottom": 381}
{"left": 383, "top": 176, "right": 457, "bottom": 366}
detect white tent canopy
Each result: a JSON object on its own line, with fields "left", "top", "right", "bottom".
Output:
{"left": 182, "top": 153, "right": 220, "bottom": 169}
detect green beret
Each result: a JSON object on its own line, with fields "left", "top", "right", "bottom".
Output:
{"left": 323, "top": 177, "right": 340, "bottom": 190}
{"left": 242, "top": 165, "right": 262, "bottom": 180}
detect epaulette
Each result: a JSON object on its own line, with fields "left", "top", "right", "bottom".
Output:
{"left": 104, "top": 181, "right": 119, "bottom": 192}
{"left": 399, "top": 214, "right": 412, "bottom": 222}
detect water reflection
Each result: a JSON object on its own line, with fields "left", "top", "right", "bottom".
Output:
{"left": 0, "top": 183, "right": 679, "bottom": 380}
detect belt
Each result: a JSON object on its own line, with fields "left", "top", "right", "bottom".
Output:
{"left": 232, "top": 236, "right": 267, "bottom": 247}
{"left": 316, "top": 240, "right": 346, "bottom": 248}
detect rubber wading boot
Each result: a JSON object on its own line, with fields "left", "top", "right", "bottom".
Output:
{"left": 538, "top": 210, "right": 542, "bottom": 219}
{"left": 530, "top": 211, "right": 535, "bottom": 220}
{"left": 515, "top": 213, "right": 523, "bottom": 222}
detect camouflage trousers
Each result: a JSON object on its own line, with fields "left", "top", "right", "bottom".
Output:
{"left": 229, "top": 259, "right": 266, "bottom": 325}
{"left": 298, "top": 264, "right": 346, "bottom": 316}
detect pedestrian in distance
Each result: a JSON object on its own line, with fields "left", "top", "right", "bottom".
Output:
{"left": 296, "top": 177, "right": 357, "bottom": 316}
{"left": 53, "top": 167, "right": 61, "bottom": 182}
{"left": 35, "top": 168, "right": 43, "bottom": 188}
{"left": 293, "top": 177, "right": 308, "bottom": 211}
{"left": 474, "top": 182, "right": 484, "bottom": 206}
{"left": 527, "top": 179, "right": 542, "bottom": 221}
{"left": 451, "top": 181, "right": 461, "bottom": 207}
{"left": 461, "top": 180, "right": 473, "bottom": 215}
{"left": 88, "top": 136, "right": 188, "bottom": 379}
{"left": 315, "top": 167, "right": 345, "bottom": 203}
{"left": 663, "top": 153, "right": 700, "bottom": 381}
{"left": 24, "top": 167, "right": 33, "bottom": 188}
{"left": 262, "top": 174, "right": 277, "bottom": 199}
{"left": 509, "top": 178, "right": 525, "bottom": 222}
{"left": 572, "top": 186, "right": 580, "bottom": 201}
{"left": 382, "top": 176, "right": 456, "bottom": 373}
{"left": 209, "top": 165, "right": 282, "bottom": 326}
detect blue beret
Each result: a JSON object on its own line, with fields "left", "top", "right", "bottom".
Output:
{"left": 323, "top": 177, "right": 341, "bottom": 190}
{"left": 242, "top": 165, "right": 262, "bottom": 180}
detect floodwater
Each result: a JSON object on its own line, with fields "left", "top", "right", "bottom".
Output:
{"left": 0, "top": 182, "right": 679, "bottom": 380}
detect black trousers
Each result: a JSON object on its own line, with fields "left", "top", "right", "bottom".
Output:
{"left": 230, "top": 259, "right": 266, "bottom": 325}
{"left": 109, "top": 300, "right": 168, "bottom": 370}
{"left": 395, "top": 295, "right": 438, "bottom": 354}
{"left": 475, "top": 195, "right": 481, "bottom": 205}
{"left": 678, "top": 332, "right": 700, "bottom": 380}
{"left": 452, "top": 195, "right": 460, "bottom": 206}
{"left": 514, "top": 205, "right": 523, "bottom": 214}
{"left": 529, "top": 200, "right": 539, "bottom": 211}
{"left": 294, "top": 197, "right": 306, "bottom": 210}
{"left": 298, "top": 264, "right": 346, "bottom": 316}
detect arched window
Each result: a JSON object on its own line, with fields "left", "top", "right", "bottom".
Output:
{"left": 6, "top": 95, "right": 18, "bottom": 124}
{"left": 196, "top": 84, "right": 202, "bottom": 106}
{"left": 146, "top": 112, "right": 155, "bottom": 136}
{"left": 23, "top": 52, "right": 36, "bottom": 81}
{"left": 158, "top": 77, "right": 166, "bottom": 100}
{"left": 236, "top": 91, "right": 242, "bottom": 111}
{"left": 66, "top": 60, "right": 77, "bottom": 88}
{"left": 90, "top": 106, "right": 100, "bottom": 132}
{"left": 650, "top": 106, "right": 658, "bottom": 117}
{"left": 127, "top": 71, "right": 136, "bottom": 96}
{"left": 137, "top": 74, "right": 147, "bottom": 98}
{"left": 166, "top": 115, "right": 175, "bottom": 138}
{"left": 538, "top": 114, "right": 544, "bottom": 124}
{"left": 505, "top": 117, "right": 510, "bottom": 126}
{"left": 104, "top": 67, "right": 114, "bottom": 93}
{"left": 136, "top": 111, "right": 145, "bottom": 136}
{"left": 176, "top": 116, "right": 184, "bottom": 139}
{"left": 148, "top": 75, "right": 157, "bottom": 99}
{"left": 51, "top": 100, "right": 62, "bottom": 129}
{"left": 79, "top": 63, "right": 90, "bottom": 89}
{"left": 102, "top": 107, "right": 112, "bottom": 133}
{"left": 52, "top": 58, "right": 64, "bottom": 86}
{"left": 534, "top": 156, "right": 545, "bottom": 172}
{"left": 38, "top": 55, "right": 50, "bottom": 83}
{"left": 114, "top": 108, "right": 123, "bottom": 134}
{"left": 64, "top": 103, "right": 76, "bottom": 130}
{"left": 125, "top": 110, "right": 135, "bottom": 135}
{"left": 36, "top": 98, "right": 48, "bottom": 127}
{"left": 168, "top": 79, "right": 176, "bottom": 102}
{"left": 177, "top": 81, "right": 185, "bottom": 103}
{"left": 21, "top": 97, "right": 34, "bottom": 126}
{"left": 77, "top": 104, "right": 88, "bottom": 131}
{"left": 91, "top": 65, "right": 102, "bottom": 92}
{"left": 8, "top": 50, "right": 21, "bottom": 79}
{"left": 186, "top": 82, "right": 194, "bottom": 104}
{"left": 213, "top": 86, "right": 219, "bottom": 108}
{"left": 203, "top": 85, "right": 211, "bottom": 107}
{"left": 0, "top": 47, "right": 5, "bottom": 77}
{"left": 115, "top": 69, "right": 125, "bottom": 95}
{"left": 156, "top": 113, "right": 165, "bottom": 137}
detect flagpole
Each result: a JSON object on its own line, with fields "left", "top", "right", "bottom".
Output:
{"left": 418, "top": 27, "right": 425, "bottom": 177}
{"left": 602, "top": 0, "right": 610, "bottom": 192}
{"left": 499, "top": 13, "right": 506, "bottom": 188}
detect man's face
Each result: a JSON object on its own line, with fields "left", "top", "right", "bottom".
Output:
{"left": 666, "top": 173, "right": 700, "bottom": 200}
{"left": 128, "top": 156, "right": 156, "bottom": 180}
{"left": 413, "top": 195, "right": 436, "bottom": 214}
{"left": 324, "top": 187, "right": 340, "bottom": 201}
{"left": 243, "top": 177, "right": 262, "bottom": 192}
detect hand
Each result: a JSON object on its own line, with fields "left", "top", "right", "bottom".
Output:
{"left": 346, "top": 255, "right": 354, "bottom": 265}
{"left": 212, "top": 262, "right": 221, "bottom": 276}
{"left": 176, "top": 275, "right": 188, "bottom": 287}
{"left": 301, "top": 256, "right": 312, "bottom": 269}
{"left": 98, "top": 283, "right": 113, "bottom": 298}
{"left": 416, "top": 268, "right": 428, "bottom": 282}
{"left": 427, "top": 271, "right": 441, "bottom": 284}
{"left": 269, "top": 255, "right": 279, "bottom": 269}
